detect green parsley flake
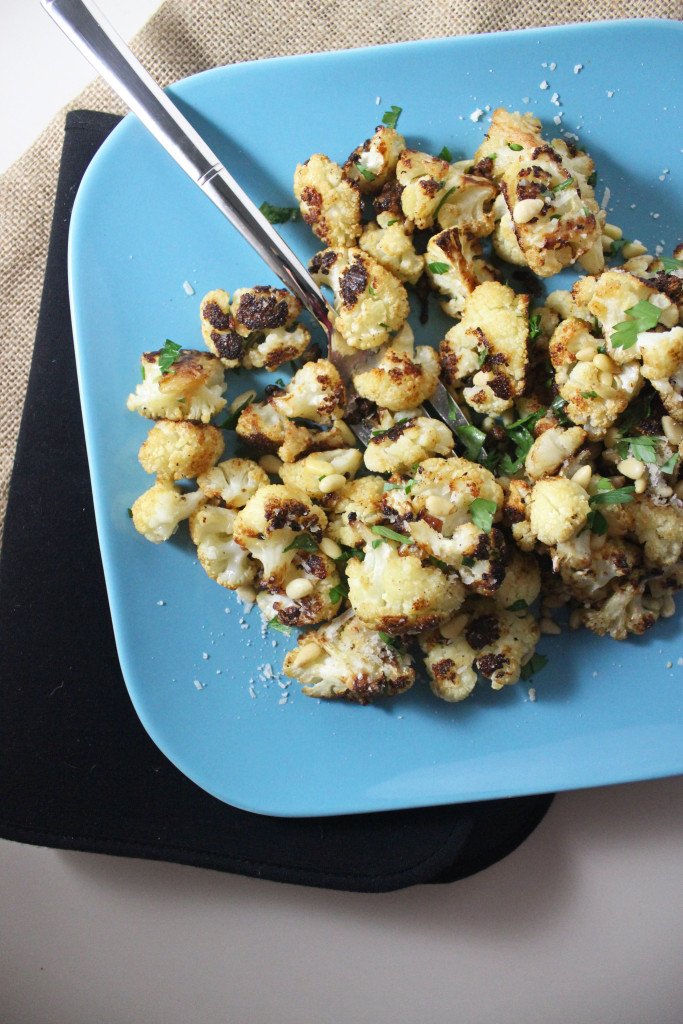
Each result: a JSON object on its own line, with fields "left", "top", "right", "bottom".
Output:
{"left": 468, "top": 497, "right": 497, "bottom": 534}
{"left": 158, "top": 339, "right": 182, "bottom": 375}
{"left": 434, "top": 185, "right": 457, "bottom": 218}
{"left": 437, "top": 145, "right": 452, "bottom": 161}
{"left": 217, "top": 393, "right": 253, "bottom": 430}
{"left": 454, "top": 423, "right": 486, "bottom": 461}
{"left": 506, "top": 599, "right": 528, "bottom": 612}
{"left": 521, "top": 653, "right": 548, "bottom": 681}
{"left": 381, "top": 105, "right": 402, "bottom": 129}
{"left": 371, "top": 524, "right": 408, "bottom": 544}
{"left": 528, "top": 313, "right": 542, "bottom": 341}
{"left": 611, "top": 300, "right": 662, "bottom": 349}
{"left": 283, "top": 533, "right": 319, "bottom": 553}
{"left": 259, "top": 201, "right": 299, "bottom": 224}
{"left": 508, "top": 142, "right": 523, "bottom": 151}
{"left": 378, "top": 631, "right": 400, "bottom": 649}
{"left": 616, "top": 435, "right": 661, "bottom": 464}
{"left": 329, "top": 583, "right": 347, "bottom": 604}
{"left": 358, "top": 166, "right": 376, "bottom": 181}
{"left": 580, "top": 391, "right": 599, "bottom": 399}
{"left": 589, "top": 483, "right": 636, "bottom": 507}
{"left": 268, "top": 618, "right": 293, "bottom": 636}
{"left": 660, "top": 256, "right": 683, "bottom": 273}
{"left": 427, "top": 261, "right": 451, "bottom": 275}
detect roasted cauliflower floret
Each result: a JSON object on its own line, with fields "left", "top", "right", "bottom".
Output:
{"left": 309, "top": 246, "right": 410, "bottom": 350}
{"left": 439, "top": 281, "right": 529, "bottom": 415}
{"left": 283, "top": 611, "right": 415, "bottom": 703}
{"left": 343, "top": 125, "right": 405, "bottom": 192}
{"left": 346, "top": 537, "right": 465, "bottom": 635}
{"left": 419, "top": 599, "right": 541, "bottom": 699}
{"left": 499, "top": 146, "right": 601, "bottom": 278}
{"left": 267, "top": 358, "right": 346, "bottom": 423}
{"left": 127, "top": 349, "right": 227, "bottom": 422}
{"left": 255, "top": 547, "right": 343, "bottom": 627}
{"left": 138, "top": 420, "right": 224, "bottom": 481}
{"left": 353, "top": 324, "right": 440, "bottom": 411}
{"left": 395, "top": 148, "right": 450, "bottom": 228}
{"left": 576, "top": 580, "right": 663, "bottom": 640}
{"left": 491, "top": 192, "right": 527, "bottom": 267}
{"left": 230, "top": 285, "right": 302, "bottom": 338}
{"left": 527, "top": 476, "right": 590, "bottom": 546}
{"left": 625, "top": 496, "right": 683, "bottom": 569}
{"left": 425, "top": 228, "right": 497, "bottom": 318}
{"left": 294, "top": 153, "right": 362, "bottom": 247}
{"left": 196, "top": 457, "right": 270, "bottom": 508}
{"left": 434, "top": 168, "right": 497, "bottom": 236}
{"left": 358, "top": 211, "right": 424, "bottom": 285}
{"left": 587, "top": 270, "right": 679, "bottom": 364}
{"left": 637, "top": 326, "right": 683, "bottom": 421}
{"left": 200, "top": 290, "right": 245, "bottom": 368}
{"left": 524, "top": 425, "right": 587, "bottom": 481}
{"left": 549, "top": 317, "right": 641, "bottom": 438}
{"left": 232, "top": 484, "right": 328, "bottom": 595}
{"left": 235, "top": 399, "right": 351, "bottom": 463}
{"left": 243, "top": 324, "right": 312, "bottom": 371}
{"left": 363, "top": 416, "right": 454, "bottom": 474}
{"left": 471, "top": 108, "right": 544, "bottom": 182}
{"left": 278, "top": 448, "right": 363, "bottom": 502}
{"left": 130, "top": 480, "right": 205, "bottom": 543}
{"left": 491, "top": 547, "right": 542, "bottom": 610}
{"left": 325, "top": 474, "right": 386, "bottom": 548}
{"left": 189, "top": 505, "right": 257, "bottom": 589}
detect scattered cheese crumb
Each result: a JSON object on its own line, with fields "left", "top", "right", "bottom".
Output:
{"left": 528, "top": 687, "right": 537, "bottom": 702}
{"left": 182, "top": 280, "right": 195, "bottom": 296}
{"left": 666, "top": 661, "right": 673, "bottom": 669}
{"left": 551, "top": 92, "right": 561, "bottom": 107}
{"left": 193, "top": 680, "right": 205, "bottom": 691}
{"left": 607, "top": 90, "right": 614, "bottom": 98}
{"left": 539, "top": 80, "right": 549, "bottom": 90}
{"left": 469, "top": 108, "right": 484, "bottom": 122}
{"left": 573, "top": 63, "right": 583, "bottom": 74}
{"left": 156, "top": 600, "right": 165, "bottom": 606}
{"left": 553, "top": 114, "right": 563, "bottom": 125}
{"left": 202, "top": 652, "right": 209, "bottom": 660}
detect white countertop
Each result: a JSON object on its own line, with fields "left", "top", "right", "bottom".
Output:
{"left": 2, "top": 3, "right": 683, "bottom": 1022}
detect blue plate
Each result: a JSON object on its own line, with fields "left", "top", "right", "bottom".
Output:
{"left": 69, "top": 19, "right": 683, "bottom": 817}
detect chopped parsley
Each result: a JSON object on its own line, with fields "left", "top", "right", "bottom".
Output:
{"left": 437, "top": 145, "right": 452, "bottom": 161}
{"left": 611, "top": 300, "right": 661, "bottom": 349}
{"left": 660, "top": 256, "right": 683, "bottom": 273}
{"left": 589, "top": 482, "right": 636, "bottom": 506}
{"left": 329, "top": 583, "right": 347, "bottom": 604}
{"left": 607, "top": 237, "right": 630, "bottom": 258}
{"left": 551, "top": 395, "right": 571, "bottom": 426}
{"left": 468, "top": 497, "right": 497, "bottom": 534}
{"left": 616, "top": 435, "right": 661, "bottom": 464}
{"left": 216, "top": 393, "right": 253, "bottom": 430}
{"left": 506, "top": 599, "right": 528, "bottom": 612}
{"left": 427, "top": 261, "right": 451, "bottom": 275}
{"left": 283, "top": 533, "right": 319, "bottom": 553}
{"left": 507, "top": 142, "right": 523, "bottom": 151}
{"left": 661, "top": 453, "right": 679, "bottom": 474}
{"left": 454, "top": 423, "right": 486, "bottom": 462}
{"left": 158, "top": 339, "right": 182, "bottom": 375}
{"left": 268, "top": 617, "right": 293, "bottom": 636}
{"left": 259, "top": 201, "right": 299, "bottom": 224}
{"left": 528, "top": 312, "right": 542, "bottom": 341}
{"left": 371, "top": 524, "right": 408, "bottom": 544}
{"left": 378, "top": 630, "right": 400, "bottom": 649}
{"left": 381, "top": 105, "right": 402, "bottom": 129}
{"left": 521, "top": 653, "right": 548, "bottom": 681}
{"left": 580, "top": 391, "right": 598, "bottom": 399}
{"left": 434, "top": 185, "right": 457, "bottom": 217}
{"left": 358, "top": 166, "right": 376, "bottom": 181}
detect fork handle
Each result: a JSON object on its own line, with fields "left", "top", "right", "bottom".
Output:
{"left": 41, "top": 0, "right": 334, "bottom": 335}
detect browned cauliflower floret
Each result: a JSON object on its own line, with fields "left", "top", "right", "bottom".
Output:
{"left": 491, "top": 193, "right": 527, "bottom": 267}
{"left": 278, "top": 448, "right": 363, "bottom": 504}
{"left": 524, "top": 425, "right": 587, "bottom": 481}
{"left": 325, "top": 474, "right": 386, "bottom": 549}
{"left": 395, "top": 148, "right": 450, "bottom": 228}
{"left": 131, "top": 480, "right": 206, "bottom": 543}
{"left": 358, "top": 212, "right": 424, "bottom": 285}
{"left": 200, "top": 289, "right": 245, "bottom": 368}
{"left": 196, "top": 457, "right": 270, "bottom": 508}
{"left": 235, "top": 399, "right": 352, "bottom": 463}
{"left": 434, "top": 169, "right": 497, "bottom": 236}
{"left": 127, "top": 349, "right": 227, "bottom": 423}
{"left": 345, "top": 535, "right": 465, "bottom": 635}
{"left": 243, "top": 324, "right": 312, "bottom": 371}
{"left": 439, "top": 281, "right": 529, "bottom": 415}
{"left": 471, "top": 108, "right": 544, "bottom": 182}
{"left": 527, "top": 477, "right": 590, "bottom": 546}
{"left": 623, "top": 496, "right": 683, "bottom": 569}
{"left": 588, "top": 270, "right": 679, "bottom": 365}
{"left": 343, "top": 125, "right": 405, "bottom": 192}
{"left": 549, "top": 317, "right": 642, "bottom": 438}
{"left": 353, "top": 324, "right": 440, "bottom": 411}
{"left": 268, "top": 358, "right": 346, "bottom": 423}
{"left": 363, "top": 416, "right": 454, "bottom": 474}
{"left": 309, "top": 247, "right": 410, "bottom": 350}
{"left": 189, "top": 505, "right": 258, "bottom": 590}
{"left": 138, "top": 420, "right": 224, "bottom": 481}
{"left": 419, "top": 599, "right": 541, "bottom": 700}
{"left": 499, "top": 147, "right": 601, "bottom": 278}
{"left": 293, "top": 153, "right": 362, "bottom": 247}
{"left": 576, "top": 580, "right": 663, "bottom": 640}
{"left": 283, "top": 611, "right": 415, "bottom": 703}
{"left": 491, "top": 547, "right": 542, "bottom": 611}
{"left": 230, "top": 285, "right": 302, "bottom": 338}
{"left": 637, "top": 326, "right": 683, "bottom": 421}
{"left": 232, "top": 485, "right": 341, "bottom": 623}
{"left": 425, "top": 228, "right": 497, "bottom": 318}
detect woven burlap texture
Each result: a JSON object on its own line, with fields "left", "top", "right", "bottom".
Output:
{"left": 0, "top": 1, "right": 679, "bottom": 546}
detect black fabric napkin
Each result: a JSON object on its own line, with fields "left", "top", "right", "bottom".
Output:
{"left": 0, "top": 110, "right": 553, "bottom": 892}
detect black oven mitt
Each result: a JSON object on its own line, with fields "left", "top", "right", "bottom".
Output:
{"left": 0, "top": 110, "right": 553, "bottom": 892}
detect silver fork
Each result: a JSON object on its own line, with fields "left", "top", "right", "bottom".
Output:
{"left": 42, "top": 0, "right": 472, "bottom": 446}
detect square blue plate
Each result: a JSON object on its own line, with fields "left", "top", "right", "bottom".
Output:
{"left": 69, "top": 19, "right": 683, "bottom": 817}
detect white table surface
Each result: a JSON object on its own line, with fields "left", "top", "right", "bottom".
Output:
{"left": 2, "top": 3, "right": 683, "bottom": 1023}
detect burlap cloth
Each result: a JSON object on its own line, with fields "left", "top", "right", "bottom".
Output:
{"left": 0, "top": 0, "right": 679, "bottom": 548}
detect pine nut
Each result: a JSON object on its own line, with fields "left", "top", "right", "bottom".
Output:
{"left": 334, "top": 419, "right": 357, "bottom": 445}
{"left": 318, "top": 473, "right": 347, "bottom": 493}
{"left": 674, "top": 481, "right": 683, "bottom": 499}
{"left": 229, "top": 389, "right": 256, "bottom": 414}
{"left": 569, "top": 610, "right": 583, "bottom": 630}
{"left": 285, "top": 577, "right": 315, "bottom": 600}
{"left": 601, "top": 235, "right": 614, "bottom": 253}
{"left": 320, "top": 537, "right": 342, "bottom": 559}
{"left": 513, "top": 197, "right": 545, "bottom": 224}
{"left": 426, "top": 494, "right": 453, "bottom": 517}
{"left": 235, "top": 584, "right": 256, "bottom": 604}
{"left": 258, "top": 454, "right": 283, "bottom": 475}
{"left": 617, "top": 457, "right": 645, "bottom": 479}
{"left": 603, "top": 222, "right": 623, "bottom": 241}
{"left": 661, "top": 595, "right": 676, "bottom": 618}
{"left": 604, "top": 427, "right": 621, "bottom": 448}
{"left": 575, "top": 346, "right": 596, "bottom": 361}
{"left": 634, "top": 477, "right": 647, "bottom": 494}
{"left": 659, "top": 485, "right": 674, "bottom": 498}
{"left": 662, "top": 416, "right": 683, "bottom": 445}
{"left": 540, "top": 618, "right": 562, "bottom": 635}
{"left": 596, "top": 384, "right": 618, "bottom": 399}
{"left": 593, "top": 353, "right": 618, "bottom": 374}
{"left": 472, "top": 370, "right": 489, "bottom": 387}
{"left": 572, "top": 465, "right": 592, "bottom": 489}
{"left": 306, "top": 455, "right": 333, "bottom": 475}
{"left": 501, "top": 408, "right": 515, "bottom": 426}
{"left": 440, "top": 613, "right": 468, "bottom": 639}
{"left": 621, "top": 240, "right": 647, "bottom": 259}
{"left": 599, "top": 371, "right": 614, "bottom": 388}
{"left": 291, "top": 643, "right": 322, "bottom": 668}
{"left": 590, "top": 532, "right": 607, "bottom": 550}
